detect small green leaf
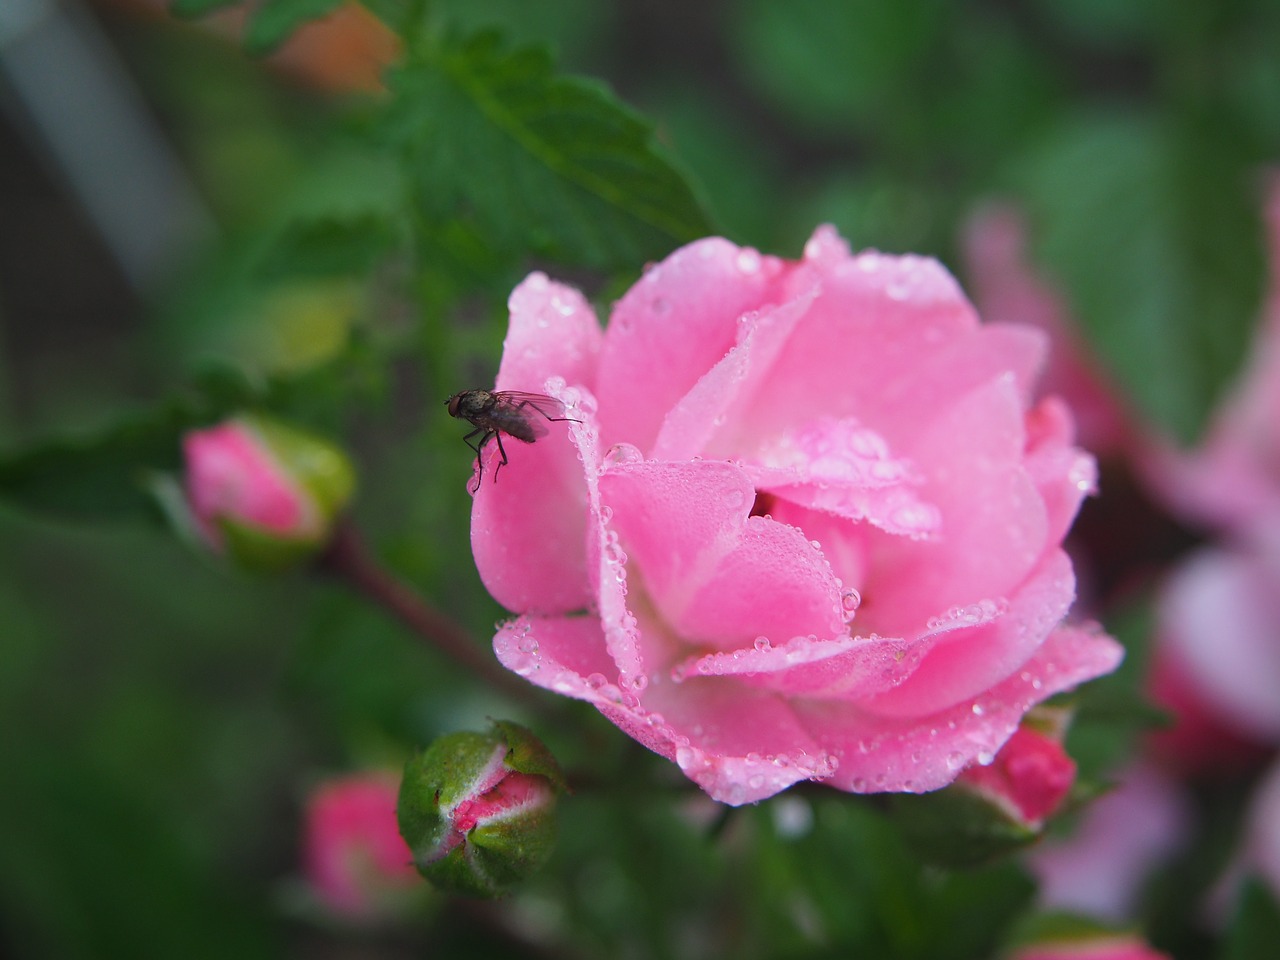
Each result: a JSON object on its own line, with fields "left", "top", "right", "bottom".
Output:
{"left": 387, "top": 30, "right": 716, "bottom": 273}
{"left": 254, "top": 213, "right": 398, "bottom": 280}
{"left": 0, "top": 370, "right": 261, "bottom": 523}
{"left": 246, "top": 0, "right": 344, "bottom": 55}
{"left": 169, "top": 0, "right": 244, "bottom": 18}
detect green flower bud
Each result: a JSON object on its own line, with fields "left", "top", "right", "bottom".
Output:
{"left": 398, "top": 721, "right": 566, "bottom": 898}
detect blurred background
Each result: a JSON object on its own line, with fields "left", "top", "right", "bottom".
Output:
{"left": 3, "top": 1, "right": 1280, "bottom": 957}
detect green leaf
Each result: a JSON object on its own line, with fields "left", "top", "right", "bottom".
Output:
{"left": 386, "top": 30, "right": 716, "bottom": 273}
{"left": 253, "top": 212, "right": 398, "bottom": 280}
{"left": 169, "top": 0, "right": 243, "bottom": 18}
{"left": 0, "top": 369, "right": 262, "bottom": 523}
{"left": 1220, "top": 879, "right": 1280, "bottom": 960}
{"left": 245, "top": 0, "right": 344, "bottom": 55}
{"left": 1016, "top": 112, "right": 1266, "bottom": 444}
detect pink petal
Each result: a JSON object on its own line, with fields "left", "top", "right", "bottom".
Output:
{"left": 470, "top": 391, "right": 596, "bottom": 616}
{"left": 864, "top": 549, "right": 1076, "bottom": 717}
{"left": 860, "top": 375, "right": 1049, "bottom": 633}
{"left": 807, "top": 623, "right": 1123, "bottom": 793}
{"left": 741, "top": 416, "right": 942, "bottom": 539}
{"left": 595, "top": 238, "right": 786, "bottom": 452}
{"left": 1157, "top": 538, "right": 1280, "bottom": 740}
{"left": 1024, "top": 396, "right": 1098, "bottom": 545}
{"left": 600, "top": 460, "right": 847, "bottom": 652}
{"left": 495, "top": 273, "right": 603, "bottom": 394}
{"left": 651, "top": 286, "right": 816, "bottom": 461}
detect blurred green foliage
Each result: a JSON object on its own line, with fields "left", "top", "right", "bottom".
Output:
{"left": 2, "top": 0, "right": 1279, "bottom": 956}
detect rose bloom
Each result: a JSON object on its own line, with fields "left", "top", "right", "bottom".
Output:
{"left": 303, "top": 773, "right": 418, "bottom": 919}
{"left": 473, "top": 226, "right": 1122, "bottom": 805}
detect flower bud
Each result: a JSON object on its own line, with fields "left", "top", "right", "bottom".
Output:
{"left": 888, "top": 714, "right": 1078, "bottom": 867}
{"left": 397, "top": 721, "right": 566, "bottom": 898}
{"left": 303, "top": 772, "right": 420, "bottom": 920}
{"left": 958, "top": 724, "right": 1078, "bottom": 828}
{"left": 182, "top": 414, "right": 354, "bottom": 571}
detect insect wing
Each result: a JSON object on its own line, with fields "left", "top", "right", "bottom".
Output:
{"left": 488, "top": 391, "right": 570, "bottom": 441}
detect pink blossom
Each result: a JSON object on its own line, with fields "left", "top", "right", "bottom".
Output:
{"left": 303, "top": 773, "right": 419, "bottom": 919}
{"left": 1008, "top": 933, "right": 1172, "bottom": 960}
{"left": 962, "top": 203, "right": 1133, "bottom": 458}
{"left": 474, "top": 226, "right": 1123, "bottom": 805}
{"left": 959, "top": 726, "right": 1077, "bottom": 827}
{"left": 1027, "top": 762, "right": 1189, "bottom": 923}
{"left": 1151, "top": 521, "right": 1280, "bottom": 754}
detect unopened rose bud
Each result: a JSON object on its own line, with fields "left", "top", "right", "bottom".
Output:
{"left": 303, "top": 773, "right": 420, "bottom": 920}
{"left": 958, "top": 725, "right": 1077, "bottom": 828}
{"left": 397, "top": 721, "right": 566, "bottom": 898}
{"left": 889, "top": 714, "right": 1079, "bottom": 867}
{"left": 182, "top": 415, "right": 355, "bottom": 571}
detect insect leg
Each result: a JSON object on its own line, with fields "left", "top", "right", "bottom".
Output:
{"left": 492, "top": 431, "right": 510, "bottom": 482}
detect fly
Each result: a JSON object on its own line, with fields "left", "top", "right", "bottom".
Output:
{"left": 446, "top": 389, "right": 579, "bottom": 490}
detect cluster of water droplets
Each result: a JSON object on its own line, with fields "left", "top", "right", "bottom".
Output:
{"left": 925, "top": 597, "right": 1010, "bottom": 633}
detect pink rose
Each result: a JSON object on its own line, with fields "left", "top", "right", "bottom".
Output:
{"left": 303, "top": 773, "right": 419, "bottom": 919}
{"left": 474, "top": 225, "right": 1123, "bottom": 805}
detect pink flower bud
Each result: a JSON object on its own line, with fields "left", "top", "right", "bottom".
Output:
{"left": 397, "top": 721, "right": 565, "bottom": 898}
{"left": 303, "top": 773, "right": 419, "bottom": 920}
{"left": 182, "top": 415, "right": 355, "bottom": 570}
{"left": 960, "top": 726, "right": 1077, "bottom": 828}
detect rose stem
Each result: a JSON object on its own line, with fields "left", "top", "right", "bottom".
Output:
{"left": 319, "top": 519, "right": 547, "bottom": 711}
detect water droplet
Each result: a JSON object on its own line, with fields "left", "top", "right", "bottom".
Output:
{"left": 736, "top": 248, "right": 762, "bottom": 273}
{"left": 586, "top": 672, "right": 608, "bottom": 689}
{"left": 599, "top": 504, "right": 614, "bottom": 523}
{"left": 971, "top": 703, "right": 985, "bottom": 716}
{"left": 517, "top": 637, "right": 539, "bottom": 654}
{"left": 551, "top": 294, "right": 574, "bottom": 316}
{"left": 647, "top": 712, "right": 665, "bottom": 727}
{"left": 977, "top": 750, "right": 995, "bottom": 766}
{"left": 946, "top": 752, "right": 966, "bottom": 772}
{"left": 754, "top": 636, "right": 772, "bottom": 651}
{"left": 603, "top": 443, "right": 644, "bottom": 468}
{"left": 840, "top": 589, "right": 862, "bottom": 619}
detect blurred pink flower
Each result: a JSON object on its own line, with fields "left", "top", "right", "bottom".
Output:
{"left": 1007, "top": 932, "right": 1172, "bottom": 960}
{"left": 961, "top": 203, "right": 1133, "bottom": 459}
{"left": 475, "top": 226, "right": 1122, "bottom": 805}
{"left": 1149, "top": 520, "right": 1280, "bottom": 764}
{"left": 1144, "top": 174, "right": 1280, "bottom": 533}
{"left": 1026, "top": 762, "right": 1189, "bottom": 923}
{"left": 303, "top": 773, "right": 418, "bottom": 919}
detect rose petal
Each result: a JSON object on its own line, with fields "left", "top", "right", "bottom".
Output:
{"left": 596, "top": 238, "right": 786, "bottom": 452}
{"left": 600, "top": 460, "right": 846, "bottom": 652}
{"left": 495, "top": 273, "right": 603, "bottom": 394}
{"left": 806, "top": 623, "right": 1123, "bottom": 793}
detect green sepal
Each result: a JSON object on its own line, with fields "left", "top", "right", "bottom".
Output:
{"left": 244, "top": 414, "right": 356, "bottom": 521}
{"left": 493, "top": 720, "right": 568, "bottom": 794}
{"left": 887, "top": 784, "right": 1041, "bottom": 869}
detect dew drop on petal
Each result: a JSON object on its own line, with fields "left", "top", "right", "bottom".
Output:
{"left": 603, "top": 443, "right": 644, "bottom": 468}
{"left": 754, "top": 636, "right": 772, "bottom": 651}
{"left": 736, "top": 248, "right": 762, "bottom": 273}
